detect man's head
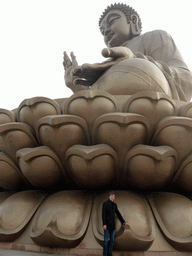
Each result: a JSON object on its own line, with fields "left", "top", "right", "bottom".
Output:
{"left": 99, "top": 3, "right": 142, "bottom": 47}
{"left": 109, "top": 191, "right": 115, "bottom": 201}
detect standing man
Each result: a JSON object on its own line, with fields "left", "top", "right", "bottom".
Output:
{"left": 102, "top": 191, "right": 129, "bottom": 256}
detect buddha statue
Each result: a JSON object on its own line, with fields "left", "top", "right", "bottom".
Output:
{"left": 64, "top": 3, "right": 192, "bottom": 102}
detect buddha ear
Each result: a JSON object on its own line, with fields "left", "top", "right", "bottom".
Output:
{"left": 130, "top": 14, "right": 141, "bottom": 36}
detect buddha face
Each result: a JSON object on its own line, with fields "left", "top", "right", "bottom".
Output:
{"left": 100, "top": 10, "right": 131, "bottom": 47}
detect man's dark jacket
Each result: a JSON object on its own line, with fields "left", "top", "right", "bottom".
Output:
{"left": 102, "top": 199, "right": 125, "bottom": 231}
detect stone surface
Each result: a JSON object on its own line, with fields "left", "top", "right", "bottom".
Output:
{"left": 1, "top": 2, "right": 192, "bottom": 255}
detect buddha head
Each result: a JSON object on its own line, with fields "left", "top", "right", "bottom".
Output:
{"left": 99, "top": 3, "right": 142, "bottom": 47}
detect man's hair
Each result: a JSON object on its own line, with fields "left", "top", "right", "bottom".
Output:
{"left": 109, "top": 191, "right": 115, "bottom": 196}
{"left": 99, "top": 3, "right": 142, "bottom": 32}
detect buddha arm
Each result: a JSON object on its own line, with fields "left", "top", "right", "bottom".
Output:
{"left": 129, "top": 30, "right": 192, "bottom": 101}
{"left": 63, "top": 51, "right": 91, "bottom": 93}
{"left": 65, "top": 71, "right": 88, "bottom": 93}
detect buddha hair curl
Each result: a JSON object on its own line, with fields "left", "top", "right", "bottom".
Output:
{"left": 99, "top": 3, "right": 142, "bottom": 32}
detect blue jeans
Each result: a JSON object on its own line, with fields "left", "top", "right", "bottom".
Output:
{"left": 103, "top": 229, "right": 115, "bottom": 256}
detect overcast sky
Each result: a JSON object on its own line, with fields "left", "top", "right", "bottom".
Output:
{"left": 0, "top": 0, "right": 192, "bottom": 110}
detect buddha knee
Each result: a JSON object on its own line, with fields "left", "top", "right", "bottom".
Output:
{"left": 95, "top": 58, "right": 172, "bottom": 97}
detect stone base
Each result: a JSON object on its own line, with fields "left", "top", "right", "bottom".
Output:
{"left": 0, "top": 242, "right": 192, "bottom": 256}
{"left": 0, "top": 206, "right": 189, "bottom": 256}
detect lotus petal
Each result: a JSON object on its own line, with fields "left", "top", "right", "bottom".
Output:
{"left": 65, "top": 144, "right": 118, "bottom": 189}
{"left": 0, "top": 192, "right": 15, "bottom": 204}
{"left": 0, "top": 109, "right": 15, "bottom": 124}
{"left": 30, "top": 190, "right": 92, "bottom": 248}
{"left": 16, "top": 146, "right": 69, "bottom": 188}
{"left": 63, "top": 90, "right": 118, "bottom": 132}
{"left": 36, "top": 115, "right": 90, "bottom": 167}
{"left": 147, "top": 192, "right": 192, "bottom": 251}
{"left": 0, "top": 123, "right": 38, "bottom": 165}
{"left": 17, "top": 97, "right": 61, "bottom": 131}
{"left": 0, "top": 190, "right": 47, "bottom": 241}
{"left": 152, "top": 116, "right": 192, "bottom": 167}
{"left": 92, "top": 113, "right": 150, "bottom": 168}
{"left": 92, "top": 191, "right": 155, "bottom": 251}
{"left": 124, "top": 91, "right": 176, "bottom": 134}
{"left": 179, "top": 102, "right": 192, "bottom": 118}
{"left": 171, "top": 153, "right": 192, "bottom": 192}
{"left": 56, "top": 98, "right": 69, "bottom": 112}
{"left": 0, "top": 152, "right": 29, "bottom": 190}
{"left": 123, "top": 145, "right": 177, "bottom": 190}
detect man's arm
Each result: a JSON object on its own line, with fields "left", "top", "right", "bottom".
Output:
{"left": 102, "top": 203, "right": 107, "bottom": 229}
{"left": 116, "top": 206, "right": 129, "bottom": 226}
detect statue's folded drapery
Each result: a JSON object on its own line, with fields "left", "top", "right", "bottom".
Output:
{"left": 125, "top": 30, "right": 192, "bottom": 101}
